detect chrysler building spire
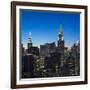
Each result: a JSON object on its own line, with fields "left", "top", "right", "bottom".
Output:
{"left": 58, "top": 24, "right": 64, "bottom": 41}
{"left": 58, "top": 24, "right": 64, "bottom": 48}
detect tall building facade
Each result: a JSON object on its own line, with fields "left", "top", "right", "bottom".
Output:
{"left": 57, "top": 25, "right": 65, "bottom": 68}
{"left": 27, "top": 32, "right": 33, "bottom": 49}
{"left": 40, "top": 42, "right": 56, "bottom": 58}
{"left": 57, "top": 25, "right": 64, "bottom": 54}
{"left": 21, "top": 25, "right": 80, "bottom": 78}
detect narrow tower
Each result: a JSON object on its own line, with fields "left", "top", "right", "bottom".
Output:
{"left": 58, "top": 24, "right": 64, "bottom": 51}
{"left": 57, "top": 25, "right": 65, "bottom": 72}
{"left": 28, "top": 32, "right": 33, "bottom": 49}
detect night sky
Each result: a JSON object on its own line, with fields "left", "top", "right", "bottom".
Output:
{"left": 20, "top": 9, "right": 80, "bottom": 48}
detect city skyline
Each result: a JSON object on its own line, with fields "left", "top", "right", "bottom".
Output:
{"left": 20, "top": 9, "right": 80, "bottom": 49}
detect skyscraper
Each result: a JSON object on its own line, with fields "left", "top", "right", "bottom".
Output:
{"left": 27, "top": 32, "right": 33, "bottom": 49}
{"left": 57, "top": 25, "right": 64, "bottom": 55}
{"left": 57, "top": 25, "right": 65, "bottom": 69}
{"left": 27, "top": 32, "right": 39, "bottom": 56}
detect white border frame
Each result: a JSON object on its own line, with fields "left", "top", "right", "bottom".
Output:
{"left": 16, "top": 6, "right": 85, "bottom": 85}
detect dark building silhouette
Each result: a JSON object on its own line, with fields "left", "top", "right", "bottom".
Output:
{"left": 21, "top": 44, "right": 25, "bottom": 55}
{"left": 40, "top": 42, "right": 56, "bottom": 58}
{"left": 28, "top": 47, "right": 39, "bottom": 56}
{"left": 39, "top": 25, "right": 65, "bottom": 77}
{"left": 21, "top": 25, "right": 80, "bottom": 78}
{"left": 27, "top": 32, "right": 39, "bottom": 56}
{"left": 70, "top": 41, "right": 80, "bottom": 76}
{"left": 22, "top": 54, "right": 35, "bottom": 78}
{"left": 40, "top": 45, "right": 48, "bottom": 57}
{"left": 44, "top": 52, "right": 61, "bottom": 77}
{"left": 21, "top": 32, "right": 39, "bottom": 78}
{"left": 61, "top": 56, "right": 75, "bottom": 76}
{"left": 27, "top": 32, "right": 33, "bottom": 49}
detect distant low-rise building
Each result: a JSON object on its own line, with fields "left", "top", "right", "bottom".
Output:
{"left": 40, "top": 42, "right": 56, "bottom": 58}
